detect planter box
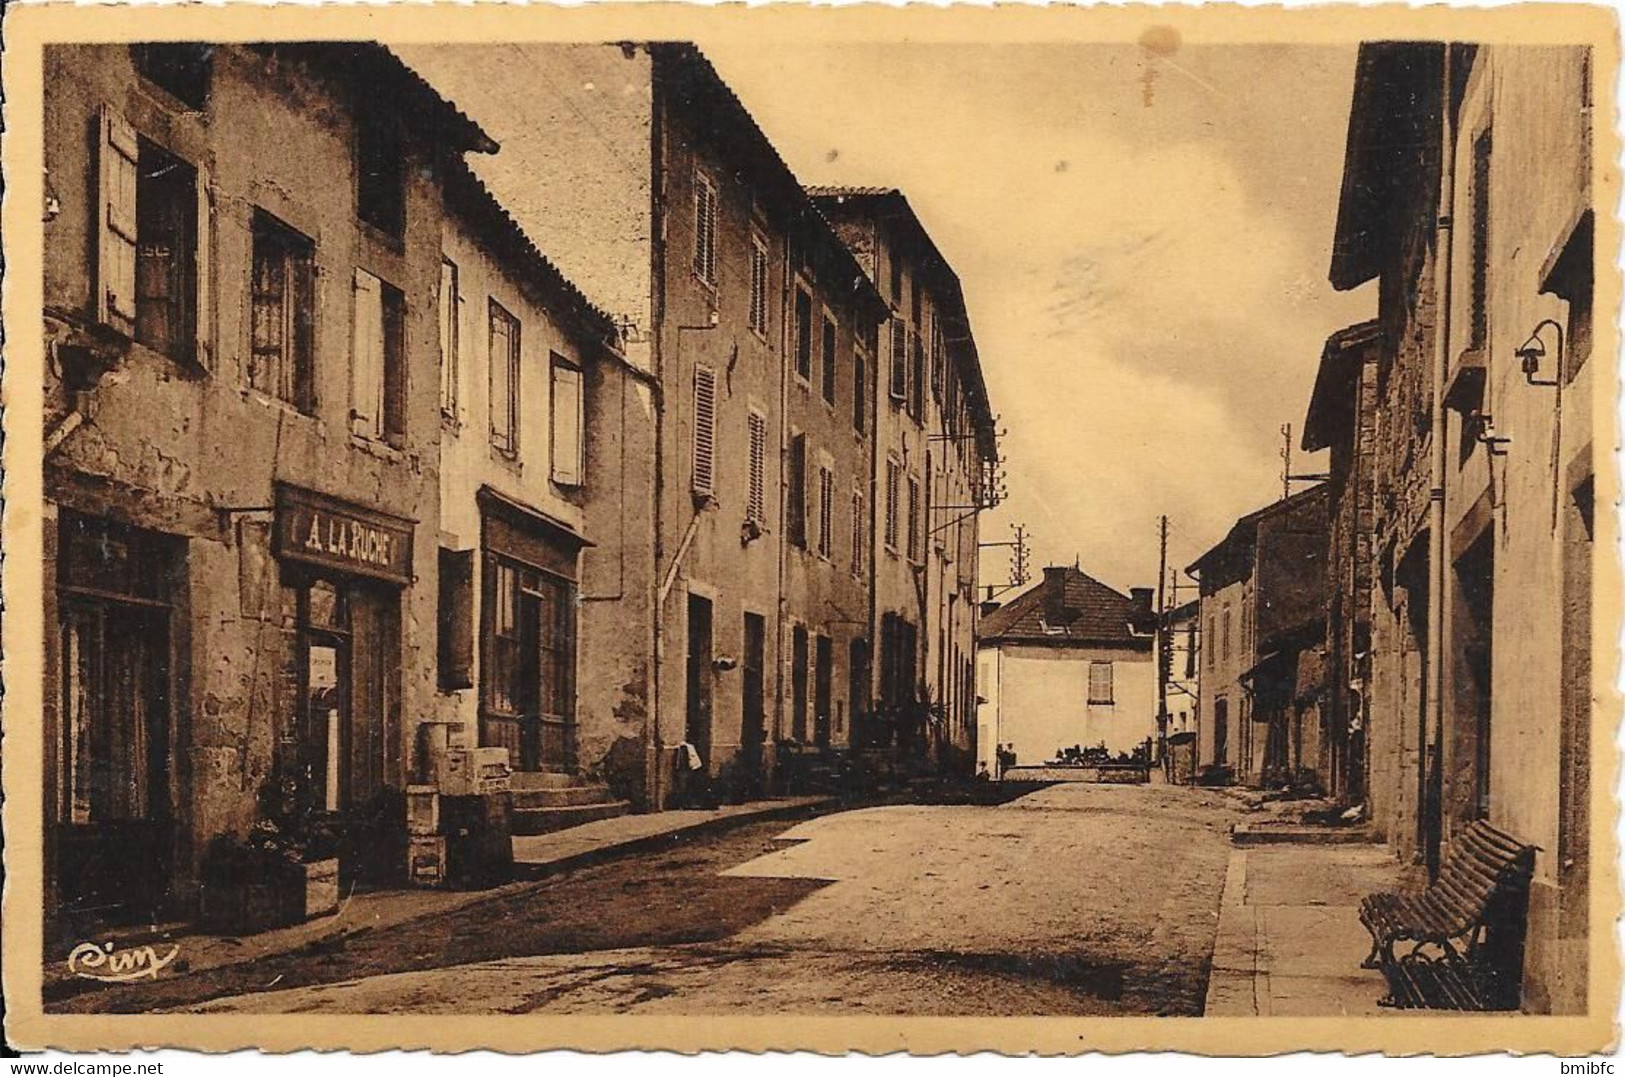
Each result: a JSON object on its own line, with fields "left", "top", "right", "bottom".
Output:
{"left": 199, "top": 856, "right": 340, "bottom": 935}
{"left": 300, "top": 858, "right": 340, "bottom": 920}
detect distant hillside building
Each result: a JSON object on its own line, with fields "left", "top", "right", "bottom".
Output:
{"left": 976, "top": 566, "right": 1157, "bottom": 773}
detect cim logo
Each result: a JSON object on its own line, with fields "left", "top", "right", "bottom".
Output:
{"left": 67, "top": 940, "right": 180, "bottom": 982}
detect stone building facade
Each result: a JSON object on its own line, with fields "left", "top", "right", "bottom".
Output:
{"left": 41, "top": 43, "right": 494, "bottom": 933}
{"left": 1329, "top": 41, "right": 1596, "bottom": 1014}
{"left": 809, "top": 188, "right": 1000, "bottom": 775}
{"left": 1301, "top": 321, "right": 1382, "bottom": 807}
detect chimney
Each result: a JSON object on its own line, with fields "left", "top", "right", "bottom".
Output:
{"left": 1043, "top": 566, "right": 1071, "bottom": 625}
{"left": 1130, "top": 588, "right": 1155, "bottom": 616}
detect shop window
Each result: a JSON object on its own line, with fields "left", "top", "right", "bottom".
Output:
{"left": 550, "top": 354, "right": 584, "bottom": 487}
{"left": 357, "top": 110, "right": 406, "bottom": 240}
{"left": 437, "top": 548, "right": 474, "bottom": 691}
{"left": 482, "top": 557, "right": 577, "bottom": 771}
{"left": 351, "top": 269, "right": 405, "bottom": 444}
{"left": 488, "top": 301, "right": 520, "bottom": 456}
{"left": 131, "top": 44, "right": 213, "bottom": 110}
{"left": 250, "top": 211, "right": 315, "bottom": 412}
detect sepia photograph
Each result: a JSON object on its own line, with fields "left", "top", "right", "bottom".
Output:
{"left": 0, "top": 0, "right": 1618, "bottom": 1059}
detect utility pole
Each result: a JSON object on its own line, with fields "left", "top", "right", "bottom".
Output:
{"left": 979, "top": 522, "right": 1031, "bottom": 601}
{"left": 1155, "top": 515, "right": 1170, "bottom": 766}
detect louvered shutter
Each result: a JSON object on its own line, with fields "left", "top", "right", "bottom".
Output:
{"left": 851, "top": 489, "right": 865, "bottom": 575}
{"left": 885, "top": 460, "right": 900, "bottom": 549}
{"left": 99, "top": 107, "right": 139, "bottom": 335}
{"left": 692, "top": 364, "right": 717, "bottom": 496}
{"left": 788, "top": 434, "right": 807, "bottom": 547}
{"left": 747, "top": 411, "right": 767, "bottom": 522}
{"left": 889, "top": 319, "right": 907, "bottom": 400}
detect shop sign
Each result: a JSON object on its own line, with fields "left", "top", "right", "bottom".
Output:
{"left": 274, "top": 485, "right": 414, "bottom": 585}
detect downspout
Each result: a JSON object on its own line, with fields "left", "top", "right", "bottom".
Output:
{"left": 774, "top": 222, "right": 793, "bottom": 763}
{"left": 1425, "top": 44, "right": 1457, "bottom": 876}
{"left": 648, "top": 60, "right": 669, "bottom": 812}
{"left": 865, "top": 218, "right": 882, "bottom": 754}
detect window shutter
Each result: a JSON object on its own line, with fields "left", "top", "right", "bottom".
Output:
{"left": 889, "top": 319, "right": 907, "bottom": 400}
{"left": 692, "top": 364, "right": 717, "bottom": 496}
{"left": 788, "top": 433, "right": 807, "bottom": 547}
{"left": 194, "top": 160, "right": 212, "bottom": 367}
{"left": 852, "top": 350, "right": 867, "bottom": 433}
{"left": 885, "top": 459, "right": 900, "bottom": 550}
{"left": 747, "top": 411, "right": 767, "bottom": 523}
{"left": 438, "top": 548, "right": 475, "bottom": 691}
{"left": 551, "top": 361, "right": 584, "bottom": 486}
{"left": 851, "top": 489, "right": 865, "bottom": 575}
{"left": 351, "top": 270, "right": 383, "bottom": 435}
{"left": 99, "top": 106, "right": 139, "bottom": 335}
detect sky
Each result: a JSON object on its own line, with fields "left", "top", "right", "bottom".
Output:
{"left": 406, "top": 38, "right": 1376, "bottom": 597}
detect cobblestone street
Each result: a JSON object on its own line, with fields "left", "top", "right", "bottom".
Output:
{"left": 159, "top": 784, "right": 1246, "bottom": 1016}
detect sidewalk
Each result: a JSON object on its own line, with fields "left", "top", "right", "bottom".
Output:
{"left": 1204, "top": 839, "right": 1402, "bottom": 1016}
{"left": 45, "top": 795, "right": 828, "bottom": 1000}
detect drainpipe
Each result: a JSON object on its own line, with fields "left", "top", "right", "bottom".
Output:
{"left": 648, "top": 62, "right": 669, "bottom": 812}
{"left": 1425, "top": 44, "right": 1458, "bottom": 876}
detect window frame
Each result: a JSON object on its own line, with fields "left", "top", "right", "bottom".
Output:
{"left": 748, "top": 232, "right": 770, "bottom": 338}
{"left": 550, "top": 352, "right": 585, "bottom": 487}
{"left": 248, "top": 209, "right": 316, "bottom": 414}
{"left": 439, "top": 257, "right": 461, "bottom": 425}
{"left": 487, "top": 298, "right": 521, "bottom": 457}
{"left": 356, "top": 109, "right": 407, "bottom": 242}
{"left": 693, "top": 168, "right": 718, "bottom": 287}
{"left": 1088, "top": 661, "right": 1115, "bottom": 706}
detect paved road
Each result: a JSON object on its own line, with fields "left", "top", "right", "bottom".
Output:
{"left": 181, "top": 783, "right": 1247, "bottom": 1016}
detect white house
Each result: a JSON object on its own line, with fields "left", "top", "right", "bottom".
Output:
{"left": 976, "top": 565, "right": 1158, "bottom": 774}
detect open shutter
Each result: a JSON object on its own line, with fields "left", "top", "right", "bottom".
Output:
{"left": 692, "top": 364, "right": 717, "bottom": 497}
{"left": 747, "top": 411, "right": 767, "bottom": 523}
{"left": 99, "top": 106, "right": 138, "bottom": 335}
{"left": 438, "top": 548, "right": 475, "bottom": 691}
{"left": 194, "top": 160, "right": 213, "bottom": 368}
{"left": 351, "top": 270, "right": 383, "bottom": 436}
{"left": 551, "top": 362, "right": 584, "bottom": 486}
{"left": 889, "top": 319, "right": 907, "bottom": 401}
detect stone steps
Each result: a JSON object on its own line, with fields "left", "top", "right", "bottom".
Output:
{"left": 511, "top": 797, "right": 632, "bottom": 835}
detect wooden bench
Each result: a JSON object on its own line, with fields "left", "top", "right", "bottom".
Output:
{"left": 1358, "top": 819, "right": 1537, "bottom": 1010}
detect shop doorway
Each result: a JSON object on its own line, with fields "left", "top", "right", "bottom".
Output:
{"left": 482, "top": 559, "right": 576, "bottom": 772}
{"left": 685, "top": 594, "right": 714, "bottom": 771}
{"left": 741, "top": 613, "right": 767, "bottom": 793}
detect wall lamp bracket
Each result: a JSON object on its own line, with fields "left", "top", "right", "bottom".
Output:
{"left": 1517, "top": 318, "right": 1564, "bottom": 388}
{"left": 1471, "top": 411, "right": 1513, "bottom": 456}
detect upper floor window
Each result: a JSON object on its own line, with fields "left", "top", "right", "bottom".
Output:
{"left": 99, "top": 110, "right": 206, "bottom": 366}
{"left": 908, "top": 327, "right": 926, "bottom": 421}
{"left": 131, "top": 44, "right": 212, "bottom": 110}
{"left": 851, "top": 487, "right": 866, "bottom": 577}
{"left": 550, "top": 353, "right": 584, "bottom": 487}
{"left": 788, "top": 433, "right": 808, "bottom": 549}
{"left": 249, "top": 211, "right": 315, "bottom": 412}
{"left": 748, "top": 234, "right": 770, "bottom": 337}
{"left": 693, "top": 170, "right": 718, "bottom": 286}
{"left": 889, "top": 255, "right": 903, "bottom": 305}
{"left": 821, "top": 314, "right": 838, "bottom": 405}
{"left": 794, "top": 287, "right": 814, "bottom": 383}
{"left": 816, "top": 462, "right": 835, "bottom": 560}
{"left": 488, "top": 300, "right": 520, "bottom": 455}
{"left": 439, "top": 259, "right": 460, "bottom": 422}
{"left": 852, "top": 347, "right": 868, "bottom": 435}
{"left": 350, "top": 269, "right": 405, "bottom": 444}
{"left": 357, "top": 110, "right": 406, "bottom": 240}
{"left": 906, "top": 473, "right": 922, "bottom": 562}
{"left": 884, "top": 457, "right": 901, "bottom": 552}
{"left": 889, "top": 319, "right": 908, "bottom": 402}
